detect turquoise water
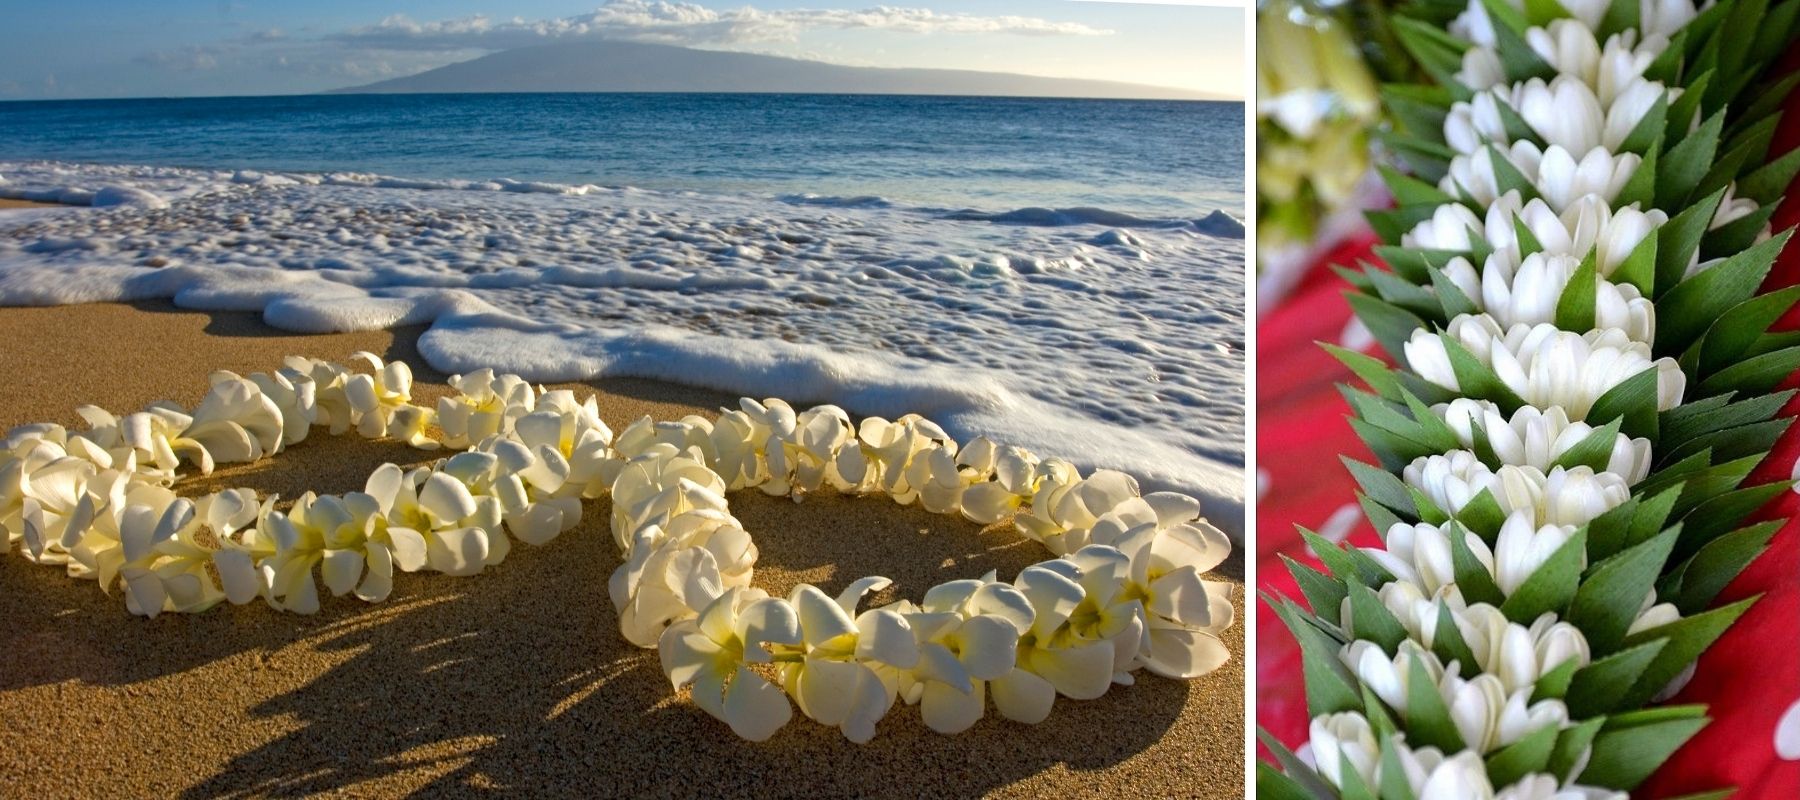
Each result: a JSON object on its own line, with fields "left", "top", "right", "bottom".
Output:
{"left": 0, "top": 93, "right": 1241, "bottom": 217}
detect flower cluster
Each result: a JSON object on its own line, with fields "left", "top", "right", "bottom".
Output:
{"left": 1, "top": 355, "right": 1235, "bottom": 743}
{"left": 1265, "top": 0, "right": 1798, "bottom": 796}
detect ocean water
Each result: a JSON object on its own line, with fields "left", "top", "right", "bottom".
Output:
{"left": 0, "top": 93, "right": 1247, "bottom": 534}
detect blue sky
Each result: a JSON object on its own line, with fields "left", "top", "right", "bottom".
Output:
{"left": 0, "top": 1, "right": 1242, "bottom": 100}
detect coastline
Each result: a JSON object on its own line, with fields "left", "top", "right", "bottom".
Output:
{"left": 0, "top": 301, "right": 1244, "bottom": 797}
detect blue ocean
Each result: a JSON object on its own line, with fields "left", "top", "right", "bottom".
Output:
{"left": 0, "top": 93, "right": 1240, "bottom": 217}
{"left": 0, "top": 92, "right": 1247, "bottom": 531}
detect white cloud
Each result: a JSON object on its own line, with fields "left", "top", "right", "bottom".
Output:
{"left": 326, "top": 0, "right": 1113, "bottom": 52}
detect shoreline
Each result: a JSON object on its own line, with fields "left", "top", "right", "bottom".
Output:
{"left": 0, "top": 301, "right": 1244, "bottom": 797}
{"left": 0, "top": 197, "right": 72, "bottom": 210}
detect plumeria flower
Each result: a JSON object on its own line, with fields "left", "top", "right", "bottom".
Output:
{"left": 62, "top": 470, "right": 176, "bottom": 592}
{"left": 124, "top": 489, "right": 276, "bottom": 615}
{"left": 362, "top": 463, "right": 487, "bottom": 577}
{"left": 1435, "top": 399, "right": 1651, "bottom": 482}
{"left": 959, "top": 443, "right": 1041, "bottom": 524}
{"left": 1016, "top": 468, "right": 1140, "bottom": 556}
{"left": 1405, "top": 315, "right": 1685, "bottom": 419}
{"left": 343, "top": 352, "right": 419, "bottom": 440}
{"left": 435, "top": 368, "right": 537, "bottom": 449}
{"left": 228, "top": 366, "right": 317, "bottom": 447}
{"left": 1009, "top": 564, "right": 1117, "bottom": 701}
{"left": 283, "top": 356, "right": 357, "bottom": 435}
{"left": 611, "top": 509, "right": 757, "bottom": 647}
{"left": 17, "top": 453, "right": 100, "bottom": 565}
{"left": 609, "top": 448, "right": 731, "bottom": 551}
{"left": 856, "top": 413, "right": 952, "bottom": 504}
{"left": 262, "top": 491, "right": 403, "bottom": 613}
{"left": 779, "top": 578, "right": 920, "bottom": 742}
{"left": 889, "top": 576, "right": 1033, "bottom": 733}
{"left": 659, "top": 586, "right": 803, "bottom": 741}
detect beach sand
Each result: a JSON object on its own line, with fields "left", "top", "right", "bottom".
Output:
{"left": 0, "top": 301, "right": 1245, "bottom": 798}
{"left": 0, "top": 198, "right": 69, "bottom": 210}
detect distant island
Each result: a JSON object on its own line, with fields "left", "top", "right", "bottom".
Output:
{"left": 331, "top": 40, "right": 1220, "bottom": 101}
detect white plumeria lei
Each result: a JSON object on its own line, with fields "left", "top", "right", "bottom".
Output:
{"left": 1270, "top": 0, "right": 1794, "bottom": 797}
{"left": 0, "top": 353, "right": 1234, "bottom": 743}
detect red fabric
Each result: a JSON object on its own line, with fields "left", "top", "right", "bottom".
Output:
{"left": 1255, "top": 150, "right": 1800, "bottom": 797}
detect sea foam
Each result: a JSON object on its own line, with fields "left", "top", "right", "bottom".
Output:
{"left": 0, "top": 160, "right": 1247, "bottom": 538}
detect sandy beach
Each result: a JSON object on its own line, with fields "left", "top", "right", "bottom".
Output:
{"left": 0, "top": 301, "right": 1244, "bottom": 798}
{"left": 0, "top": 198, "right": 68, "bottom": 210}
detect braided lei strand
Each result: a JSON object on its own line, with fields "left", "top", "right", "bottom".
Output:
{"left": 0, "top": 352, "right": 1235, "bottom": 743}
{"left": 1261, "top": 0, "right": 1800, "bottom": 797}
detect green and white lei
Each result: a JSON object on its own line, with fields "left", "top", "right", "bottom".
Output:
{"left": 1261, "top": 0, "right": 1800, "bottom": 797}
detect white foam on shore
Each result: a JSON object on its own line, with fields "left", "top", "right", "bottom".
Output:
{"left": 0, "top": 160, "right": 1246, "bottom": 538}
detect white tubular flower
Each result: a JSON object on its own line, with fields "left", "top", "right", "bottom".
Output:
{"left": 781, "top": 579, "right": 920, "bottom": 743}
{"left": 1641, "top": 0, "right": 1702, "bottom": 39}
{"left": 1343, "top": 639, "right": 1443, "bottom": 713}
{"left": 1628, "top": 592, "right": 1683, "bottom": 635}
{"left": 1471, "top": 194, "right": 1665, "bottom": 277}
{"left": 1475, "top": 252, "right": 1656, "bottom": 342}
{"left": 1596, "top": 31, "right": 1668, "bottom": 106}
{"left": 126, "top": 489, "right": 276, "bottom": 614}
{"left": 1498, "top": 775, "right": 1628, "bottom": 800}
{"left": 893, "top": 578, "right": 1032, "bottom": 734}
{"left": 1711, "top": 181, "right": 1763, "bottom": 230}
{"left": 1437, "top": 399, "right": 1652, "bottom": 482}
{"left": 1409, "top": 749, "right": 1497, "bottom": 798}
{"left": 1403, "top": 201, "right": 1484, "bottom": 252}
{"left": 1307, "top": 711, "right": 1381, "bottom": 792}
{"left": 1457, "top": 46, "right": 1507, "bottom": 92}
{"left": 1442, "top": 141, "right": 1546, "bottom": 208}
{"left": 1456, "top": 604, "right": 1590, "bottom": 693}
{"left": 1535, "top": 145, "right": 1638, "bottom": 213}
{"left": 283, "top": 356, "right": 356, "bottom": 435}
{"left": 1525, "top": 20, "right": 1602, "bottom": 88}
{"left": 261, "top": 491, "right": 399, "bottom": 613}
{"left": 1363, "top": 521, "right": 1472, "bottom": 597}
{"left": 436, "top": 368, "right": 537, "bottom": 449}
{"left": 659, "top": 586, "right": 804, "bottom": 742}
{"left": 1405, "top": 316, "right": 1685, "bottom": 419}
{"left": 1445, "top": 670, "right": 1572, "bottom": 753}
{"left": 1406, "top": 452, "right": 1631, "bottom": 528}
{"left": 1445, "top": 90, "right": 1511, "bottom": 154}
{"left": 1513, "top": 77, "right": 1608, "bottom": 155}
{"left": 960, "top": 444, "right": 1041, "bottom": 524}
{"left": 1494, "top": 511, "right": 1582, "bottom": 597}
{"left": 343, "top": 352, "right": 417, "bottom": 439}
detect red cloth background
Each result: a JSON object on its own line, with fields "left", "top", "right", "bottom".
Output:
{"left": 1254, "top": 124, "right": 1800, "bottom": 800}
